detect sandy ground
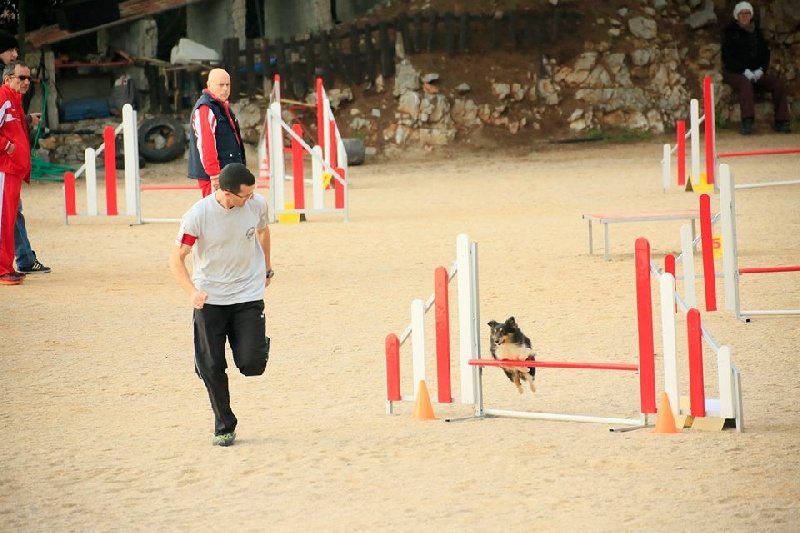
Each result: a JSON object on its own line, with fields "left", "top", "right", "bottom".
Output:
{"left": 1, "top": 131, "right": 799, "bottom": 532}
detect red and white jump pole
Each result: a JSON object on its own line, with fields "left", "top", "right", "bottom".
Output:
{"left": 263, "top": 75, "right": 349, "bottom": 222}
{"left": 63, "top": 104, "right": 139, "bottom": 223}
{"left": 385, "top": 234, "right": 479, "bottom": 413}
{"left": 636, "top": 237, "right": 743, "bottom": 431}
{"left": 703, "top": 78, "right": 800, "bottom": 187}
{"left": 663, "top": 76, "right": 800, "bottom": 191}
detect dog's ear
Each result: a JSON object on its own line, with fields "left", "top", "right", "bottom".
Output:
{"left": 506, "top": 316, "right": 516, "bottom": 325}
{"left": 487, "top": 320, "right": 498, "bottom": 328}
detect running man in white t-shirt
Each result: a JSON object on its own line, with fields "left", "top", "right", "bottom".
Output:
{"left": 169, "top": 163, "right": 273, "bottom": 447}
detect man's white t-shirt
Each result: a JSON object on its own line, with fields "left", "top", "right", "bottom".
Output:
{"left": 176, "top": 194, "right": 269, "bottom": 305}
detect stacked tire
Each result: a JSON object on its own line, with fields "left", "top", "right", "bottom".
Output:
{"left": 137, "top": 116, "right": 187, "bottom": 163}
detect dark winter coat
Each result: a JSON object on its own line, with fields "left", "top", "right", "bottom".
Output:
{"left": 721, "top": 21, "right": 770, "bottom": 74}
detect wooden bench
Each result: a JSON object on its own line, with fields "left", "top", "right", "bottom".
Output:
{"left": 582, "top": 210, "right": 700, "bottom": 261}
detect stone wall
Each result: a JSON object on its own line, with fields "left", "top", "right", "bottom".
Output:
{"left": 337, "top": 0, "right": 800, "bottom": 151}
{"left": 35, "top": 0, "right": 800, "bottom": 164}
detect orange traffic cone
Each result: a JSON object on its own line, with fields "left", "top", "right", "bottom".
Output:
{"left": 654, "top": 391, "right": 680, "bottom": 434}
{"left": 413, "top": 380, "right": 436, "bottom": 420}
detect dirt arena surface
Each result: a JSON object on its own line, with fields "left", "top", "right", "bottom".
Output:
{"left": 2, "top": 132, "right": 799, "bottom": 531}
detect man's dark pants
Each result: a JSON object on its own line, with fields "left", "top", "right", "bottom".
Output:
{"left": 193, "top": 300, "right": 269, "bottom": 435}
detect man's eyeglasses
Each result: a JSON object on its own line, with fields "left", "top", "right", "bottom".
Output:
{"left": 225, "top": 189, "right": 256, "bottom": 200}
{"left": 11, "top": 75, "right": 31, "bottom": 81}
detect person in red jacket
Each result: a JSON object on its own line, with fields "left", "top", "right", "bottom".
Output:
{"left": 0, "top": 61, "right": 32, "bottom": 284}
{"left": 187, "top": 68, "right": 246, "bottom": 197}
{"left": 0, "top": 32, "right": 50, "bottom": 274}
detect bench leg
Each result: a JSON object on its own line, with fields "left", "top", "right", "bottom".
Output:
{"left": 587, "top": 221, "right": 594, "bottom": 255}
{"left": 603, "top": 223, "right": 610, "bottom": 261}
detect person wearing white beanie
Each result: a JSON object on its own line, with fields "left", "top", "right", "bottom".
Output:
{"left": 733, "top": 2, "right": 754, "bottom": 19}
{"left": 721, "top": 2, "right": 791, "bottom": 134}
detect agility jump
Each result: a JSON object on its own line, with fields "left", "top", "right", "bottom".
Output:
{"left": 661, "top": 76, "right": 800, "bottom": 191}
{"left": 718, "top": 164, "right": 799, "bottom": 320}
{"left": 636, "top": 237, "right": 743, "bottom": 432}
{"left": 665, "top": 164, "right": 800, "bottom": 321}
{"left": 64, "top": 79, "right": 349, "bottom": 224}
{"left": 384, "top": 234, "right": 656, "bottom": 428}
{"left": 63, "top": 103, "right": 140, "bottom": 223}
{"left": 261, "top": 75, "right": 349, "bottom": 223}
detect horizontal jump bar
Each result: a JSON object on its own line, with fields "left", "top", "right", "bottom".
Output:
{"left": 740, "top": 266, "right": 800, "bottom": 274}
{"left": 469, "top": 359, "right": 638, "bottom": 371}
{"left": 717, "top": 148, "right": 800, "bottom": 158}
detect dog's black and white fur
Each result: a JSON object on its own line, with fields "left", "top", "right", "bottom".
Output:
{"left": 487, "top": 317, "right": 536, "bottom": 394}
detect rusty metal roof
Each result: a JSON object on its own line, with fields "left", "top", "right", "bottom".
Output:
{"left": 25, "top": 0, "right": 211, "bottom": 48}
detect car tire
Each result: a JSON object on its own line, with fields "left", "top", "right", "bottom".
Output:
{"left": 341, "top": 137, "right": 365, "bottom": 166}
{"left": 138, "top": 116, "right": 186, "bottom": 163}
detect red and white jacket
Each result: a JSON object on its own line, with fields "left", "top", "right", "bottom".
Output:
{"left": 0, "top": 83, "right": 31, "bottom": 180}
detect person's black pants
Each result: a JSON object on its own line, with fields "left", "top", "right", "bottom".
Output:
{"left": 193, "top": 300, "right": 269, "bottom": 435}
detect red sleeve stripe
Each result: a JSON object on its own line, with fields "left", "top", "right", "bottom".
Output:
{"left": 180, "top": 234, "right": 198, "bottom": 246}
{"left": 193, "top": 105, "right": 221, "bottom": 177}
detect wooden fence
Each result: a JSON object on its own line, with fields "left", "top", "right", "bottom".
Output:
{"left": 222, "top": 9, "right": 582, "bottom": 102}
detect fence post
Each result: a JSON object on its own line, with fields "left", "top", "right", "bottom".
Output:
{"left": 223, "top": 38, "right": 240, "bottom": 103}
{"left": 444, "top": 13, "right": 455, "bottom": 55}
{"left": 363, "top": 26, "right": 376, "bottom": 82}
{"left": 274, "top": 37, "right": 288, "bottom": 95}
{"left": 427, "top": 12, "right": 437, "bottom": 52}
{"left": 305, "top": 36, "right": 316, "bottom": 88}
{"left": 379, "top": 21, "right": 394, "bottom": 77}
{"left": 245, "top": 38, "right": 257, "bottom": 97}
{"left": 345, "top": 26, "right": 358, "bottom": 85}
{"left": 413, "top": 12, "right": 423, "bottom": 53}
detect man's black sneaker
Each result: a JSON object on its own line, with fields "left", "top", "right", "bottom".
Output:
{"left": 18, "top": 260, "right": 51, "bottom": 274}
